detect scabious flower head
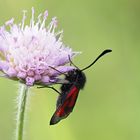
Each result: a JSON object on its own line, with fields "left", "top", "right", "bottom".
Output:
{"left": 0, "top": 8, "right": 78, "bottom": 86}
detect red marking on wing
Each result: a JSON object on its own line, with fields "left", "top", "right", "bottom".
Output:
{"left": 56, "top": 86, "right": 79, "bottom": 117}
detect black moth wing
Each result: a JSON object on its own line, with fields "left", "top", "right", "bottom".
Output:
{"left": 50, "top": 85, "right": 80, "bottom": 125}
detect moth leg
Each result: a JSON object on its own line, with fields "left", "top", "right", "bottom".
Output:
{"left": 37, "top": 86, "right": 61, "bottom": 95}
{"left": 47, "top": 86, "right": 62, "bottom": 95}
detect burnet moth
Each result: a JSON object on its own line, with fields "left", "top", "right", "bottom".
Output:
{"left": 39, "top": 49, "right": 112, "bottom": 125}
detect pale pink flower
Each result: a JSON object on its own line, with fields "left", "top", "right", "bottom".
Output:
{"left": 0, "top": 8, "right": 78, "bottom": 86}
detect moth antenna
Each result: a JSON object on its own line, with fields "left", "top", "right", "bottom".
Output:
{"left": 68, "top": 55, "right": 79, "bottom": 69}
{"left": 49, "top": 66, "right": 68, "bottom": 76}
{"left": 81, "top": 49, "right": 112, "bottom": 71}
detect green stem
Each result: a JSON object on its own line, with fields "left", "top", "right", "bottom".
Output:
{"left": 16, "top": 84, "right": 29, "bottom": 140}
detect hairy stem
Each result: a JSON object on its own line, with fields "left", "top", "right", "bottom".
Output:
{"left": 16, "top": 84, "right": 29, "bottom": 140}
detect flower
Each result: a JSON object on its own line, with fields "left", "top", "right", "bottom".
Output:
{"left": 0, "top": 8, "right": 78, "bottom": 86}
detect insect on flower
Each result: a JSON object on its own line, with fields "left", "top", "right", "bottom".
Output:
{"left": 0, "top": 8, "right": 78, "bottom": 86}
{"left": 39, "top": 49, "right": 112, "bottom": 125}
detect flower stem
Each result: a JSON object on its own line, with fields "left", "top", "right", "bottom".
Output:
{"left": 16, "top": 84, "right": 29, "bottom": 140}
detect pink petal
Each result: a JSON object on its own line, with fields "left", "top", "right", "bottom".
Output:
{"left": 41, "top": 75, "right": 50, "bottom": 83}
{"left": 26, "top": 76, "right": 35, "bottom": 86}
{"left": 17, "top": 71, "right": 27, "bottom": 79}
{"left": 6, "top": 67, "right": 17, "bottom": 77}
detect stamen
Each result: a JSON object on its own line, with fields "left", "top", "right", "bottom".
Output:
{"left": 40, "top": 10, "right": 48, "bottom": 29}
{"left": 31, "top": 7, "right": 35, "bottom": 27}
{"left": 21, "top": 10, "right": 27, "bottom": 30}
{"left": 55, "top": 30, "right": 63, "bottom": 41}
{"left": 0, "top": 26, "right": 7, "bottom": 39}
{"left": 52, "top": 17, "right": 57, "bottom": 33}
{"left": 0, "top": 26, "right": 5, "bottom": 36}
{"left": 5, "top": 18, "right": 14, "bottom": 26}
{"left": 44, "top": 10, "right": 48, "bottom": 19}
{"left": 36, "top": 13, "right": 42, "bottom": 26}
{"left": 48, "top": 17, "right": 57, "bottom": 33}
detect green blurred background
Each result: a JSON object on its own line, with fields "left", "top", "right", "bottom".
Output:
{"left": 0, "top": 0, "right": 140, "bottom": 140}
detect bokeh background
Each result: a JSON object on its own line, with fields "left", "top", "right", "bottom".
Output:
{"left": 0, "top": 0, "right": 140, "bottom": 140}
